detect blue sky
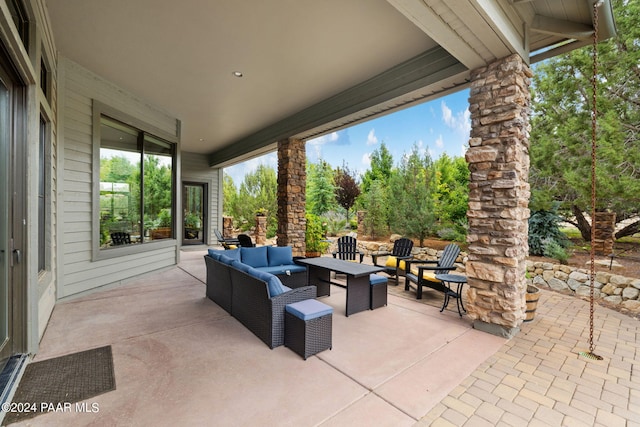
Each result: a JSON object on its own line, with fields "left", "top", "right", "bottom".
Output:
{"left": 224, "top": 88, "right": 471, "bottom": 185}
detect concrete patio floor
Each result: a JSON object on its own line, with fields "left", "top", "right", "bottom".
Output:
{"left": 8, "top": 248, "right": 640, "bottom": 426}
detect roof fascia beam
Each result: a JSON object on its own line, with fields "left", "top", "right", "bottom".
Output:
{"left": 469, "top": 0, "right": 528, "bottom": 61}
{"left": 386, "top": 0, "right": 486, "bottom": 70}
{"left": 531, "top": 14, "right": 593, "bottom": 40}
{"left": 208, "top": 47, "right": 466, "bottom": 167}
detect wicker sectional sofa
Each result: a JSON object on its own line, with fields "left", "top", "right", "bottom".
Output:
{"left": 204, "top": 247, "right": 315, "bottom": 348}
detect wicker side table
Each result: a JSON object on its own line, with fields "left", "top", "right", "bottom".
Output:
{"left": 369, "top": 274, "right": 388, "bottom": 310}
{"left": 285, "top": 299, "right": 333, "bottom": 360}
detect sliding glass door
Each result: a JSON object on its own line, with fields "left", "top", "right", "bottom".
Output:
{"left": 0, "top": 47, "right": 26, "bottom": 366}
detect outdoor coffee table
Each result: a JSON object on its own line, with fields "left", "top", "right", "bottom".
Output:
{"left": 435, "top": 274, "right": 467, "bottom": 317}
{"left": 296, "top": 257, "right": 383, "bottom": 316}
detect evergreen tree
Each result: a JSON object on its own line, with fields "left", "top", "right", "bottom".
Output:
{"left": 361, "top": 142, "right": 393, "bottom": 193}
{"left": 389, "top": 146, "right": 436, "bottom": 246}
{"left": 306, "top": 160, "right": 337, "bottom": 216}
{"left": 363, "top": 180, "right": 388, "bottom": 238}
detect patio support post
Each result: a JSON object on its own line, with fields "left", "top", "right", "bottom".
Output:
{"left": 465, "top": 54, "right": 532, "bottom": 338}
{"left": 277, "top": 138, "right": 306, "bottom": 256}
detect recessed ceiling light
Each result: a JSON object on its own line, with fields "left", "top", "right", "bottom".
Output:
{"left": 232, "top": 71, "right": 243, "bottom": 78}
{"left": 199, "top": 138, "right": 205, "bottom": 142}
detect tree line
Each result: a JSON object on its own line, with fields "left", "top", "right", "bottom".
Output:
{"left": 223, "top": 144, "right": 469, "bottom": 245}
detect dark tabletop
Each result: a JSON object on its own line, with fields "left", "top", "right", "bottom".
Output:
{"left": 296, "top": 257, "right": 383, "bottom": 278}
{"left": 435, "top": 274, "right": 467, "bottom": 283}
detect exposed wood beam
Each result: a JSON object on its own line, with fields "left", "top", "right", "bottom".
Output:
{"left": 531, "top": 14, "right": 594, "bottom": 40}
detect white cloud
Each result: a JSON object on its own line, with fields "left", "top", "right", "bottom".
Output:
{"left": 441, "top": 101, "right": 471, "bottom": 135}
{"left": 361, "top": 152, "right": 371, "bottom": 167}
{"left": 366, "top": 129, "right": 378, "bottom": 146}
{"left": 442, "top": 101, "right": 454, "bottom": 127}
{"left": 308, "top": 131, "right": 339, "bottom": 146}
{"left": 435, "top": 135, "right": 444, "bottom": 148}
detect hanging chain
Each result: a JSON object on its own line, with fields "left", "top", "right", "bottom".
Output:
{"left": 583, "top": 0, "right": 603, "bottom": 361}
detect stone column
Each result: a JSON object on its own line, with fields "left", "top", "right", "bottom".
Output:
{"left": 465, "top": 54, "right": 532, "bottom": 338}
{"left": 357, "top": 211, "right": 366, "bottom": 237}
{"left": 277, "top": 138, "right": 306, "bottom": 256}
{"left": 255, "top": 215, "right": 267, "bottom": 245}
{"left": 222, "top": 216, "right": 234, "bottom": 238}
{"left": 593, "top": 212, "right": 616, "bottom": 255}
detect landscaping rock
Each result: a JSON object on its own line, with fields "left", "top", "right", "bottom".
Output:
{"left": 554, "top": 271, "right": 569, "bottom": 281}
{"left": 604, "top": 295, "right": 623, "bottom": 304}
{"left": 596, "top": 271, "right": 612, "bottom": 284}
{"left": 610, "top": 274, "right": 631, "bottom": 286}
{"left": 569, "top": 271, "right": 589, "bottom": 282}
{"left": 601, "top": 284, "right": 617, "bottom": 295}
{"left": 548, "top": 278, "right": 569, "bottom": 292}
{"left": 622, "top": 287, "right": 640, "bottom": 301}
{"left": 567, "top": 278, "right": 583, "bottom": 291}
{"left": 622, "top": 300, "right": 640, "bottom": 311}
{"left": 575, "top": 286, "right": 600, "bottom": 298}
{"left": 533, "top": 276, "right": 548, "bottom": 288}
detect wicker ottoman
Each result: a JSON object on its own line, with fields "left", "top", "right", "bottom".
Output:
{"left": 285, "top": 299, "right": 333, "bottom": 360}
{"left": 370, "top": 274, "right": 388, "bottom": 310}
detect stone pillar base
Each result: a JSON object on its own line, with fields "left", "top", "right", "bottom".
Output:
{"left": 473, "top": 320, "right": 520, "bottom": 339}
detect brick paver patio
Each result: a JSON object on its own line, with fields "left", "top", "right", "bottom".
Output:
{"left": 416, "top": 289, "right": 640, "bottom": 426}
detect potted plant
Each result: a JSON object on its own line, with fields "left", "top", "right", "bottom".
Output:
{"left": 305, "top": 213, "right": 329, "bottom": 257}
{"left": 184, "top": 212, "right": 201, "bottom": 229}
{"left": 151, "top": 209, "right": 172, "bottom": 239}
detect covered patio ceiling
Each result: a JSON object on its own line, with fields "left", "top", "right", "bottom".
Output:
{"left": 46, "top": 0, "right": 615, "bottom": 167}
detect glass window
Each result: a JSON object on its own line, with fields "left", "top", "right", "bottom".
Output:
{"left": 7, "top": 0, "right": 29, "bottom": 49}
{"left": 38, "top": 116, "right": 48, "bottom": 272}
{"left": 99, "top": 116, "right": 175, "bottom": 248}
{"left": 40, "top": 57, "right": 49, "bottom": 101}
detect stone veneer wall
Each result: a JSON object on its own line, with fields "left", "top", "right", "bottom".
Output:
{"left": 465, "top": 54, "right": 533, "bottom": 338}
{"left": 277, "top": 138, "right": 306, "bottom": 256}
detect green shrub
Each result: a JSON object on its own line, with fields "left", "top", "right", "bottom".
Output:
{"left": 528, "top": 209, "right": 568, "bottom": 256}
{"left": 543, "top": 239, "right": 571, "bottom": 264}
{"left": 305, "top": 213, "right": 329, "bottom": 253}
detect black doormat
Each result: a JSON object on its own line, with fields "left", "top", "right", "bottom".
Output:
{"left": 3, "top": 346, "right": 115, "bottom": 425}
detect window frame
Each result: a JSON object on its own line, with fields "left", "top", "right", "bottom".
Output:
{"left": 92, "top": 101, "right": 178, "bottom": 261}
{"left": 38, "top": 114, "right": 50, "bottom": 274}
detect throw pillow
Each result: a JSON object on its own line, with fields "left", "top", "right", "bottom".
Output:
{"left": 241, "top": 246, "right": 268, "bottom": 268}
{"left": 267, "top": 246, "right": 293, "bottom": 266}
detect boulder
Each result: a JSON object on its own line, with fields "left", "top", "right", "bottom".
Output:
{"left": 604, "top": 295, "right": 623, "bottom": 305}
{"left": 622, "top": 287, "right": 640, "bottom": 301}
{"left": 548, "top": 278, "right": 569, "bottom": 292}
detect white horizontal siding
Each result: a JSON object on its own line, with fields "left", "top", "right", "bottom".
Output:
{"left": 60, "top": 56, "right": 179, "bottom": 297}
{"left": 63, "top": 248, "right": 177, "bottom": 296}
